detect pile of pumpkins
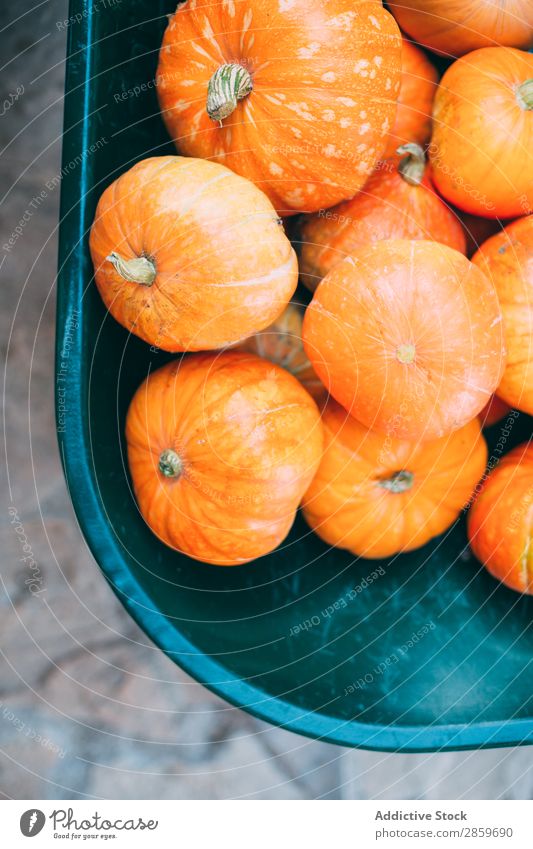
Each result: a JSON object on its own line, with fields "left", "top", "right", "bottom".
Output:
{"left": 89, "top": 0, "right": 533, "bottom": 593}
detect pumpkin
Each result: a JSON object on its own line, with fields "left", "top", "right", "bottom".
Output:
{"left": 468, "top": 443, "right": 533, "bottom": 594}
{"left": 472, "top": 215, "right": 533, "bottom": 415}
{"left": 126, "top": 351, "right": 323, "bottom": 566}
{"left": 302, "top": 400, "right": 487, "bottom": 559}
{"left": 235, "top": 303, "right": 327, "bottom": 405}
{"left": 388, "top": 0, "right": 533, "bottom": 57}
{"left": 478, "top": 395, "right": 512, "bottom": 428}
{"left": 429, "top": 47, "right": 533, "bottom": 219}
{"left": 302, "top": 239, "right": 506, "bottom": 440}
{"left": 89, "top": 156, "right": 297, "bottom": 352}
{"left": 156, "top": 0, "right": 402, "bottom": 215}
{"left": 300, "top": 144, "right": 466, "bottom": 289}
{"left": 383, "top": 37, "right": 438, "bottom": 159}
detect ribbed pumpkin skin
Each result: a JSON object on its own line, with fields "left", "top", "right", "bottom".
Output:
{"left": 302, "top": 240, "right": 506, "bottom": 440}
{"left": 89, "top": 157, "right": 297, "bottom": 352}
{"left": 156, "top": 0, "right": 402, "bottom": 215}
{"left": 429, "top": 48, "right": 533, "bottom": 219}
{"left": 472, "top": 216, "right": 533, "bottom": 415}
{"left": 235, "top": 303, "right": 327, "bottom": 405}
{"left": 299, "top": 156, "right": 466, "bottom": 289}
{"left": 126, "top": 352, "right": 323, "bottom": 566}
{"left": 468, "top": 443, "right": 533, "bottom": 595}
{"left": 302, "top": 401, "right": 487, "bottom": 559}
{"left": 383, "top": 37, "right": 438, "bottom": 159}
{"left": 388, "top": 0, "right": 533, "bottom": 57}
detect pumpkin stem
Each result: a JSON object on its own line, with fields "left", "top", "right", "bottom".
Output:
{"left": 397, "top": 143, "right": 426, "bottom": 186}
{"left": 516, "top": 78, "right": 533, "bottom": 110}
{"left": 106, "top": 252, "right": 156, "bottom": 286}
{"left": 206, "top": 63, "right": 253, "bottom": 122}
{"left": 159, "top": 449, "right": 182, "bottom": 478}
{"left": 379, "top": 470, "right": 414, "bottom": 494}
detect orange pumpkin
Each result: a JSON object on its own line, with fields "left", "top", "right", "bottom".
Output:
{"left": 478, "top": 395, "right": 512, "bottom": 428}
{"left": 468, "top": 443, "right": 533, "bottom": 594}
{"left": 300, "top": 144, "right": 466, "bottom": 289}
{"left": 89, "top": 156, "right": 297, "bottom": 352}
{"left": 383, "top": 37, "right": 438, "bottom": 159}
{"left": 235, "top": 303, "right": 327, "bottom": 405}
{"left": 156, "top": 0, "right": 402, "bottom": 215}
{"left": 388, "top": 0, "right": 533, "bottom": 57}
{"left": 126, "top": 352, "right": 323, "bottom": 566}
{"left": 303, "top": 239, "right": 506, "bottom": 440}
{"left": 472, "top": 215, "right": 533, "bottom": 415}
{"left": 429, "top": 47, "right": 533, "bottom": 219}
{"left": 302, "top": 400, "right": 487, "bottom": 559}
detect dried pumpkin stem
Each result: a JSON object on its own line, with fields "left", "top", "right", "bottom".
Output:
{"left": 397, "top": 143, "right": 426, "bottom": 186}
{"left": 516, "top": 78, "right": 533, "bottom": 110}
{"left": 106, "top": 252, "right": 156, "bottom": 286}
{"left": 159, "top": 449, "right": 182, "bottom": 478}
{"left": 379, "top": 470, "right": 414, "bottom": 494}
{"left": 206, "top": 63, "right": 253, "bottom": 122}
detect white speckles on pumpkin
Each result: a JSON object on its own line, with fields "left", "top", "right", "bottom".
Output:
{"left": 297, "top": 42, "right": 320, "bottom": 59}
{"left": 359, "top": 110, "right": 367, "bottom": 119}
{"left": 321, "top": 71, "right": 336, "bottom": 83}
{"left": 285, "top": 188, "right": 306, "bottom": 207}
{"left": 172, "top": 99, "right": 190, "bottom": 113}
{"left": 269, "top": 162, "right": 283, "bottom": 176}
{"left": 373, "top": 56, "right": 383, "bottom": 67}
{"left": 180, "top": 80, "right": 196, "bottom": 87}
{"left": 322, "top": 109, "right": 336, "bottom": 122}
{"left": 381, "top": 118, "right": 390, "bottom": 133}
{"left": 369, "top": 14, "right": 381, "bottom": 29}
{"left": 340, "top": 118, "right": 351, "bottom": 128}
{"left": 328, "top": 11, "right": 356, "bottom": 30}
{"left": 290, "top": 127, "right": 303, "bottom": 138}
{"left": 323, "top": 144, "right": 341, "bottom": 158}
{"left": 359, "top": 122, "right": 371, "bottom": 135}
{"left": 385, "top": 78, "right": 392, "bottom": 91}
{"left": 264, "top": 94, "right": 283, "bottom": 105}
{"left": 279, "top": 0, "right": 297, "bottom": 10}
{"left": 222, "top": 0, "right": 236, "bottom": 16}
{"left": 337, "top": 97, "right": 356, "bottom": 108}
{"left": 192, "top": 42, "right": 212, "bottom": 60}
{"left": 240, "top": 9, "right": 253, "bottom": 50}
{"left": 356, "top": 143, "right": 367, "bottom": 154}
{"left": 354, "top": 59, "right": 369, "bottom": 74}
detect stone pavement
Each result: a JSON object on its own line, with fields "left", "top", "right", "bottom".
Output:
{"left": 0, "top": 0, "right": 531, "bottom": 799}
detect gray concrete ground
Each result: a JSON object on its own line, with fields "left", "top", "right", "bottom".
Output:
{"left": 0, "top": 0, "right": 531, "bottom": 799}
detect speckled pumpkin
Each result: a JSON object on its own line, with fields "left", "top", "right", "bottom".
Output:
{"left": 468, "top": 443, "right": 533, "bottom": 595}
{"left": 157, "top": 0, "right": 402, "bottom": 215}
{"left": 302, "top": 400, "right": 488, "bottom": 558}
{"left": 89, "top": 156, "right": 297, "bottom": 352}
{"left": 126, "top": 352, "right": 323, "bottom": 566}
